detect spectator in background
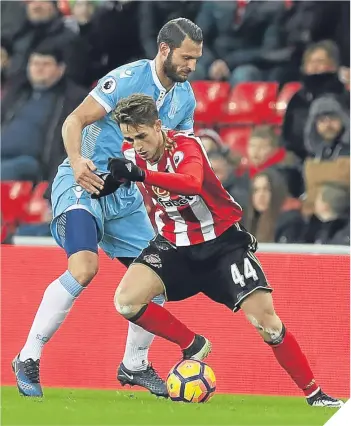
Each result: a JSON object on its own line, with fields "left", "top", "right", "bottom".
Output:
{"left": 308, "top": 1, "right": 350, "bottom": 84}
{"left": 235, "top": 125, "right": 302, "bottom": 209}
{"left": 304, "top": 96, "right": 350, "bottom": 160}
{"left": 63, "top": 0, "right": 104, "bottom": 87}
{"left": 302, "top": 182, "right": 350, "bottom": 245}
{"left": 3, "top": 0, "right": 89, "bottom": 86}
{"left": 245, "top": 169, "right": 304, "bottom": 243}
{"left": 208, "top": 152, "right": 238, "bottom": 199}
{"left": 194, "top": 1, "right": 285, "bottom": 85}
{"left": 1, "top": 37, "right": 12, "bottom": 98}
{"left": 81, "top": 0, "right": 143, "bottom": 76}
{"left": 139, "top": 1, "right": 201, "bottom": 59}
{"left": 259, "top": 0, "right": 318, "bottom": 85}
{"left": 243, "top": 125, "right": 286, "bottom": 177}
{"left": 281, "top": 40, "right": 349, "bottom": 161}
{"left": 1, "top": 0, "right": 27, "bottom": 40}
{"left": 1, "top": 45, "right": 87, "bottom": 182}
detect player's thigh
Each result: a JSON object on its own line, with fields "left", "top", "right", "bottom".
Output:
{"left": 116, "top": 263, "right": 165, "bottom": 307}
{"left": 100, "top": 203, "right": 155, "bottom": 259}
{"left": 133, "top": 235, "right": 199, "bottom": 302}
{"left": 203, "top": 249, "right": 272, "bottom": 312}
{"left": 51, "top": 170, "right": 105, "bottom": 249}
{"left": 53, "top": 209, "right": 100, "bottom": 286}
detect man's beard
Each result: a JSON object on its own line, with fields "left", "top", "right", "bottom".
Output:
{"left": 163, "top": 51, "right": 187, "bottom": 83}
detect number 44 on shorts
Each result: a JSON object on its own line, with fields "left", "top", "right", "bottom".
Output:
{"left": 231, "top": 257, "right": 258, "bottom": 287}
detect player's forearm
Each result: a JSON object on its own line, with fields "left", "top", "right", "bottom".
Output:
{"left": 62, "top": 114, "right": 84, "bottom": 164}
{"left": 144, "top": 170, "right": 202, "bottom": 195}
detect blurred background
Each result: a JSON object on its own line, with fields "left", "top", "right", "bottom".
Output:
{"left": 1, "top": 0, "right": 350, "bottom": 246}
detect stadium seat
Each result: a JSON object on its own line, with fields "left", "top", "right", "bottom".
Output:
{"left": 219, "top": 127, "right": 252, "bottom": 157}
{"left": 22, "top": 182, "right": 50, "bottom": 224}
{"left": 191, "top": 81, "right": 231, "bottom": 126}
{"left": 58, "top": 0, "right": 72, "bottom": 15}
{"left": 0, "top": 181, "right": 33, "bottom": 226}
{"left": 273, "top": 82, "right": 302, "bottom": 124}
{"left": 220, "top": 82, "right": 279, "bottom": 125}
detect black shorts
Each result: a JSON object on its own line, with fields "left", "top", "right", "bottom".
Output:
{"left": 133, "top": 225, "right": 272, "bottom": 311}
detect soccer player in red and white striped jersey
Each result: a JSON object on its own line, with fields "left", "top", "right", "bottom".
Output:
{"left": 122, "top": 129, "right": 243, "bottom": 247}
{"left": 106, "top": 94, "right": 343, "bottom": 408}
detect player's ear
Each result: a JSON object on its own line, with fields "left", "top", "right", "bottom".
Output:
{"left": 159, "top": 42, "right": 170, "bottom": 59}
{"left": 155, "top": 119, "right": 162, "bottom": 132}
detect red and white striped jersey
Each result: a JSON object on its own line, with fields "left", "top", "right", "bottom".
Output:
{"left": 123, "top": 131, "right": 243, "bottom": 246}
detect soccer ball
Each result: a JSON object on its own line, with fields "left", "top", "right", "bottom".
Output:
{"left": 167, "top": 360, "right": 216, "bottom": 403}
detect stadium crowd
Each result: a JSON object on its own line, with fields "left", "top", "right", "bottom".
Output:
{"left": 1, "top": 0, "right": 350, "bottom": 245}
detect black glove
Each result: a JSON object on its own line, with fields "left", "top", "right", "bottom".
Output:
{"left": 91, "top": 172, "right": 124, "bottom": 199}
{"left": 108, "top": 157, "right": 145, "bottom": 182}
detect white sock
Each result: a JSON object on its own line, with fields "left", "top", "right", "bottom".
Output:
{"left": 122, "top": 294, "right": 165, "bottom": 372}
{"left": 19, "top": 271, "right": 84, "bottom": 361}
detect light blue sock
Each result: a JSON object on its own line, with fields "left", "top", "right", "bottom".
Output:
{"left": 59, "top": 271, "right": 84, "bottom": 297}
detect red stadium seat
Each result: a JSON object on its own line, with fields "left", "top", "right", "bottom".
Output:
{"left": 191, "top": 81, "right": 231, "bottom": 126}
{"left": 273, "top": 82, "right": 302, "bottom": 124}
{"left": 58, "top": 0, "right": 72, "bottom": 15}
{"left": 22, "top": 182, "right": 50, "bottom": 224}
{"left": 1, "top": 181, "right": 33, "bottom": 225}
{"left": 219, "top": 127, "right": 252, "bottom": 157}
{"left": 220, "top": 82, "right": 279, "bottom": 125}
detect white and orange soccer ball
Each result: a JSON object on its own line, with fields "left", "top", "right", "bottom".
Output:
{"left": 167, "top": 359, "right": 216, "bottom": 403}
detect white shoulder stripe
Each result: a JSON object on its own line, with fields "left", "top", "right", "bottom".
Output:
{"left": 123, "top": 147, "right": 136, "bottom": 164}
{"left": 89, "top": 92, "right": 112, "bottom": 113}
{"left": 89, "top": 91, "right": 112, "bottom": 114}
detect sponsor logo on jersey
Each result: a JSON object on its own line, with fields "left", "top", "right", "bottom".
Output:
{"left": 158, "top": 195, "right": 194, "bottom": 208}
{"left": 101, "top": 77, "right": 116, "bottom": 94}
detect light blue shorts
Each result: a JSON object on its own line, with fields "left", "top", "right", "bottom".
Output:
{"left": 50, "top": 164, "right": 155, "bottom": 259}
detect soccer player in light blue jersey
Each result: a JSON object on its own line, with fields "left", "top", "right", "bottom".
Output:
{"left": 13, "top": 18, "right": 203, "bottom": 398}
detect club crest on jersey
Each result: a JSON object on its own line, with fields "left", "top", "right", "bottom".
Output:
{"left": 101, "top": 77, "right": 116, "bottom": 94}
{"left": 168, "top": 100, "right": 179, "bottom": 119}
{"left": 152, "top": 186, "right": 170, "bottom": 198}
{"left": 173, "top": 151, "right": 184, "bottom": 167}
{"left": 143, "top": 254, "right": 162, "bottom": 268}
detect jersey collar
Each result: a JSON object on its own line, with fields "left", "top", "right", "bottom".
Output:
{"left": 150, "top": 60, "right": 176, "bottom": 93}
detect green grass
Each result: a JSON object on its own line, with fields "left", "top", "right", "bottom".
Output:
{"left": 1, "top": 386, "right": 340, "bottom": 426}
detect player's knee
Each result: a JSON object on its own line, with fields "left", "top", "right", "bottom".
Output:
{"left": 114, "top": 289, "right": 142, "bottom": 319}
{"left": 246, "top": 309, "right": 282, "bottom": 341}
{"left": 68, "top": 253, "right": 99, "bottom": 287}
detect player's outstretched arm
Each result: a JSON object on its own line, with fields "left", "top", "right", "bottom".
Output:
{"left": 62, "top": 95, "right": 106, "bottom": 195}
{"left": 108, "top": 147, "right": 204, "bottom": 196}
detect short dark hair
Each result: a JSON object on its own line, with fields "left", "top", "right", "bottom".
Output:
{"left": 157, "top": 18, "right": 203, "bottom": 49}
{"left": 250, "top": 125, "right": 278, "bottom": 148}
{"left": 30, "top": 44, "right": 64, "bottom": 64}
{"left": 303, "top": 40, "right": 340, "bottom": 68}
{"left": 320, "top": 182, "right": 350, "bottom": 216}
{"left": 113, "top": 94, "right": 159, "bottom": 128}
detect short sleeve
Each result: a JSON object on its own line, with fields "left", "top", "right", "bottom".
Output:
{"left": 89, "top": 74, "right": 121, "bottom": 113}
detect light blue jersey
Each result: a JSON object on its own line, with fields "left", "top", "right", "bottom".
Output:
{"left": 51, "top": 59, "right": 196, "bottom": 259}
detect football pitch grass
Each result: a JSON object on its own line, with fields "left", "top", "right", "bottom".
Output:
{"left": 1, "top": 386, "right": 339, "bottom": 426}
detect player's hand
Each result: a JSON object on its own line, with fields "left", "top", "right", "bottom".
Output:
{"left": 91, "top": 173, "right": 124, "bottom": 199}
{"left": 209, "top": 60, "right": 230, "bottom": 81}
{"left": 108, "top": 158, "right": 145, "bottom": 182}
{"left": 71, "top": 157, "right": 104, "bottom": 195}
